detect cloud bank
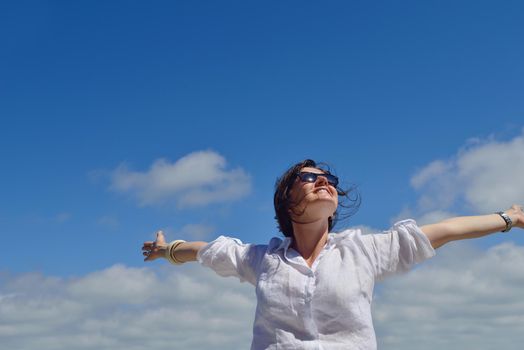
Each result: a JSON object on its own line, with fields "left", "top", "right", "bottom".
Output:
{"left": 2, "top": 243, "right": 524, "bottom": 350}
{"left": 110, "top": 150, "right": 252, "bottom": 207}
{"left": 0, "top": 265, "right": 256, "bottom": 350}
{"left": 374, "top": 241, "right": 524, "bottom": 349}
{"left": 408, "top": 129, "right": 524, "bottom": 221}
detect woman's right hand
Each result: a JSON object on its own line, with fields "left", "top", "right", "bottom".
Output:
{"left": 142, "top": 230, "right": 168, "bottom": 262}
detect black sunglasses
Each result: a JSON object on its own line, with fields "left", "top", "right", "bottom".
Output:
{"left": 296, "top": 172, "right": 339, "bottom": 187}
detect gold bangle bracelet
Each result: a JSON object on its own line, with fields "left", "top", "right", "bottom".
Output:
{"left": 165, "top": 240, "right": 187, "bottom": 265}
{"left": 171, "top": 241, "right": 185, "bottom": 264}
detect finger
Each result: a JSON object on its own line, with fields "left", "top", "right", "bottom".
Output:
{"left": 144, "top": 252, "right": 158, "bottom": 262}
{"left": 144, "top": 251, "right": 154, "bottom": 261}
{"left": 142, "top": 243, "right": 154, "bottom": 250}
{"left": 156, "top": 230, "right": 167, "bottom": 245}
{"left": 142, "top": 243, "right": 166, "bottom": 252}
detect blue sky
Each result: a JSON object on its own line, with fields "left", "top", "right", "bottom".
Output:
{"left": 1, "top": 1, "right": 524, "bottom": 349}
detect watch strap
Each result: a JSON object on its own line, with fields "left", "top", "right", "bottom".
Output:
{"left": 496, "top": 212, "right": 513, "bottom": 232}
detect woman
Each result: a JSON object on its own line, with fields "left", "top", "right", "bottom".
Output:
{"left": 142, "top": 159, "right": 523, "bottom": 350}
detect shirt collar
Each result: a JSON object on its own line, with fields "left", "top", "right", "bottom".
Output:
{"left": 274, "top": 233, "right": 338, "bottom": 253}
{"left": 275, "top": 237, "right": 292, "bottom": 252}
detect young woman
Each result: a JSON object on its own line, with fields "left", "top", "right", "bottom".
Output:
{"left": 142, "top": 159, "right": 523, "bottom": 350}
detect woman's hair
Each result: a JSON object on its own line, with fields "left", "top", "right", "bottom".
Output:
{"left": 273, "top": 159, "right": 361, "bottom": 238}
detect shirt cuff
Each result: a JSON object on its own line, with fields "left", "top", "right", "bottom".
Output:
{"left": 393, "top": 219, "right": 437, "bottom": 259}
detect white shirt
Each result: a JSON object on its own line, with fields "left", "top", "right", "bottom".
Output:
{"left": 197, "top": 219, "right": 436, "bottom": 350}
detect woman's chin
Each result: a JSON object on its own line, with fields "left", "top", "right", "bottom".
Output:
{"left": 308, "top": 198, "right": 337, "bottom": 212}
{"left": 294, "top": 207, "right": 335, "bottom": 224}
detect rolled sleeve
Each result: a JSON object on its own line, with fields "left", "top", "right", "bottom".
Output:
{"left": 361, "top": 219, "right": 436, "bottom": 281}
{"left": 197, "top": 235, "right": 266, "bottom": 286}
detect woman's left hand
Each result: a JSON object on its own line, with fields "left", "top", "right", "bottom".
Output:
{"left": 506, "top": 204, "right": 524, "bottom": 229}
{"left": 142, "top": 230, "right": 168, "bottom": 261}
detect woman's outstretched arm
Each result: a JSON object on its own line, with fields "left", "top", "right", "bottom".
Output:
{"left": 142, "top": 231, "right": 208, "bottom": 263}
{"left": 420, "top": 204, "right": 524, "bottom": 249}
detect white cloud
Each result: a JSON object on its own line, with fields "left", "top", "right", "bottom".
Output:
{"left": 2, "top": 242, "right": 524, "bottom": 349}
{"left": 67, "top": 264, "right": 156, "bottom": 305}
{"left": 412, "top": 209, "right": 457, "bottom": 225}
{"left": 410, "top": 160, "right": 451, "bottom": 189}
{"left": 0, "top": 264, "right": 255, "bottom": 350}
{"left": 109, "top": 150, "right": 252, "bottom": 207}
{"left": 410, "top": 129, "right": 524, "bottom": 214}
{"left": 373, "top": 240, "right": 524, "bottom": 349}
{"left": 390, "top": 208, "right": 457, "bottom": 226}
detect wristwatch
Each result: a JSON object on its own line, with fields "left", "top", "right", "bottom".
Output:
{"left": 496, "top": 212, "right": 513, "bottom": 232}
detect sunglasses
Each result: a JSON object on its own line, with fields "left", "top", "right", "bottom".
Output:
{"left": 296, "top": 172, "right": 339, "bottom": 187}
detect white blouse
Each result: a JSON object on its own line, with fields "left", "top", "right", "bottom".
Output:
{"left": 197, "top": 219, "right": 436, "bottom": 350}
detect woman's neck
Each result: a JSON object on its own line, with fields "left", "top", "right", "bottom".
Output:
{"left": 290, "top": 219, "right": 329, "bottom": 262}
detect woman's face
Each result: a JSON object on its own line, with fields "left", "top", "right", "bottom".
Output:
{"left": 287, "top": 167, "right": 338, "bottom": 224}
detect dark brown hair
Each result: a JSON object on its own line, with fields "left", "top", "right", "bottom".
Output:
{"left": 273, "top": 159, "right": 361, "bottom": 238}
